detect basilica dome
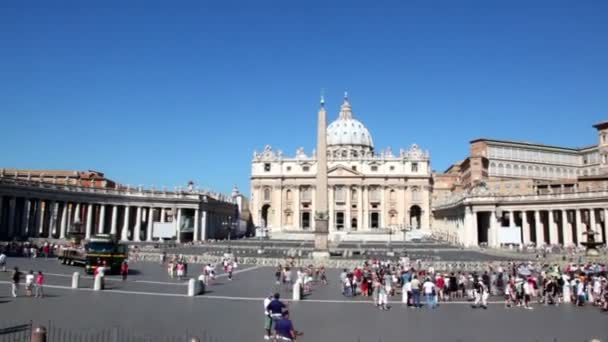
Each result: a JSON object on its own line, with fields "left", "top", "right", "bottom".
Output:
{"left": 326, "top": 96, "right": 374, "bottom": 151}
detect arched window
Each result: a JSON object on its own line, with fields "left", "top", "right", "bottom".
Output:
{"left": 286, "top": 189, "right": 292, "bottom": 201}
{"left": 498, "top": 163, "right": 504, "bottom": 176}
{"left": 506, "top": 164, "right": 512, "bottom": 176}
{"left": 341, "top": 150, "right": 347, "bottom": 158}
{"left": 514, "top": 165, "right": 520, "bottom": 176}
{"left": 490, "top": 162, "right": 496, "bottom": 175}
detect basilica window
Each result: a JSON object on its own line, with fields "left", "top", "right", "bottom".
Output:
{"left": 352, "top": 165, "right": 357, "bottom": 171}
{"left": 335, "top": 186, "right": 345, "bottom": 203}
{"left": 264, "top": 163, "right": 271, "bottom": 172}
{"left": 352, "top": 151, "right": 358, "bottom": 158}
{"left": 335, "top": 212, "right": 344, "bottom": 230}
{"left": 300, "top": 187, "right": 311, "bottom": 201}
{"left": 341, "top": 151, "right": 347, "bottom": 158}
{"left": 286, "top": 166, "right": 291, "bottom": 172}
{"left": 389, "top": 189, "right": 396, "bottom": 202}
{"left": 302, "top": 166, "right": 310, "bottom": 172}
{"left": 411, "top": 188, "right": 420, "bottom": 202}
{"left": 263, "top": 188, "right": 271, "bottom": 202}
{"left": 411, "top": 163, "right": 418, "bottom": 172}
{"left": 390, "top": 166, "right": 395, "bottom": 171}
{"left": 351, "top": 189, "right": 357, "bottom": 202}
{"left": 371, "top": 165, "right": 378, "bottom": 172}
{"left": 369, "top": 187, "right": 380, "bottom": 202}
{"left": 370, "top": 212, "right": 380, "bottom": 229}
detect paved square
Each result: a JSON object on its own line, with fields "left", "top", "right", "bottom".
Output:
{"left": 0, "top": 257, "right": 607, "bottom": 342}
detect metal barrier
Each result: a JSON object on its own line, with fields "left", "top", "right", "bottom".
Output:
{"left": 44, "top": 324, "right": 224, "bottom": 342}
{"left": 0, "top": 322, "right": 32, "bottom": 342}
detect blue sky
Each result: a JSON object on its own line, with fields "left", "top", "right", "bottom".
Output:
{"left": 1, "top": 0, "right": 607, "bottom": 195}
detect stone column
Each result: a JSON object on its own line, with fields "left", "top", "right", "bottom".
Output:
{"left": 489, "top": 210, "right": 499, "bottom": 247}
{"left": 98, "top": 204, "right": 106, "bottom": 234}
{"left": 134, "top": 207, "right": 142, "bottom": 242}
{"left": 59, "top": 202, "right": 68, "bottom": 239}
{"left": 73, "top": 203, "right": 81, "bottom": 224}
{"left": 534, "top": 210, "right": 544, "bottom": 245}
{"left": 22, "top": 199, "right": 31, "bottom": 237}
{"left": 121, "top": 206, "right": 130, "bottom": 241}
{"left": 328, "top": 186, "right": 334, "bottom": 231}
{"left": 175, "top": 208, "right": 182, "bottom": 243}
{"left": 49, "top": 201, "right": 58, "bottom": 237}
{"left": 379, "top": 187, "right": 386, "bottom": 229}
{"left": 521, "top": 211, "right": 530, "bottom": 245}
{"left": 110, "top": 205, "right": 118, "bottom": 235}
{"left": 37, "top": 200, "right": 45, "bottom": 237}
{"left": 160, "top": 208, "right": 166, "bottom": 223}
{"left": 508, "top": 211, "right": 515, "bottom": 228}
{"left": 0, "top": 196, "right": 3, "bottom": 235}
{"left": 356, "top": 186, "right": 363, "bottom": 231}
{"left": 575, "top": 209, "right": 584, "bottom": 245}
{"left": 293, "top": 187, "right": 300, "bottom": 229}
{"left": 345, "top": 187, "right": 351, "bottom": 232}
{"left": 590, "top": 208, "right": 597, "bottom": 233}
{"left": 193, "top": 209, "right": 200, "bottom": 241}
{"left": 201, "top": 210, "right": 207, "bottom": 241}
{"left": 464, "top": 206, "right": 476, "bottom": 247}
{"left": 7, "top": 197, "right": 16, "bottom": 238}
{"left": 548, "top": 210, "right": 558, "bottom": 245}
{"left": 146, "top": 207, "right": 154, "bottom": 242}
{"left": 85, "top": 204, "right": 94, "bottom": 239}
{"left": 562, "top": 210, "right": 573, "bottom": 246}
{"left": 362, "top": 186, "right": 369, "bottom": 230}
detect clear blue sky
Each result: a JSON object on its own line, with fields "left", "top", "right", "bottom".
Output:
{"left": 1, "top": 0, "right": 607, "bottom": 195}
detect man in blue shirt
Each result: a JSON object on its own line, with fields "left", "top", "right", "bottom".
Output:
{"left": 274, "top": 311, "right": 296, "bottom": 341}
{"left": 266, "top": 293, "right": 286, "bottom": 317}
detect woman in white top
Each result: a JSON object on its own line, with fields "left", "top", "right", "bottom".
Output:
{"left": 422, "top": 278, "right": 436, "bottom": 309}
{"left": 25, "top": 270, "right": 35, "bottom": 297}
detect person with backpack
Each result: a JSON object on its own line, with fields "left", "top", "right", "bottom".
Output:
{"left": 11, "top": 267, "right": 21, "bottom": 298}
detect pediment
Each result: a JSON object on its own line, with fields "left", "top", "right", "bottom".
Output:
{"left": 328, "top": 164, "right": 362, "bottom": 177}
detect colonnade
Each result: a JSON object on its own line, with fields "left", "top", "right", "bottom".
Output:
{"left": 436, "top": 205, "right": 608, "bottom": 247}
{"left": 0, "top": 195, "right": 219, "bottom": 242}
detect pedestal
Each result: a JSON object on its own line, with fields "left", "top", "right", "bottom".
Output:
{"left": 313, "top": 218, "right": 330, "bottom": 260}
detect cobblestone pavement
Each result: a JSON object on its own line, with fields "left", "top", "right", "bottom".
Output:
{"left": 0, "top": 258, "right": 606, "bottom": 342}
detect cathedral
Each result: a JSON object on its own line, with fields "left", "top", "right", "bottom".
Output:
{"left": 250, "top": 94, "right": 432, "bottom": 241}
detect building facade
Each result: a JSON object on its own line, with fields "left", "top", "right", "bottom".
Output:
{"left": 433, "top": 122, "right": 608, "bottom": 247}
{"left": 250, "top": 95, "right": 432, "bottom": 241}
{"left": 0, "top": 172, "right": 241, "bottom": 242}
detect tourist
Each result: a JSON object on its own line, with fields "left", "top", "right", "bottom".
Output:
{"left": 422, "top": 277, "right": 436, "bottom": 309}
{"left": 35, "top": 271, "right": 44, "bottom": 298}
{"left": 275, "top": 265, "right": 282, "bottom": 285}
{"left": 226, "top": 261, "right": 234, "bottom": 281}
{"left": 274, "top": 310, "right": 297, "bottom": 342}
{"left": 523, "top": 277, "right": 534, "bottom": 310}
{"left": 0, "top": 251, "right": 6, "bottom": 272}
{"left": 410, "top": 275, "right": 421, "bottom": 308}
{"left": 11, "top": 267, "right": 21, "bottom": 298}
{"left": 472, "top": 276, "right": 488, "bottom": 309}
{"left": 176, "top": 261, "right": 185, "bottom": 280}
{"left": 263, "top": 293, "right": 274, "bottom": 340}
{"left": 121, "top": 260, "right": 129, "bottom": 281}
{"left": 319, "top": 266, "right": 327, "bottom": 286}
{"left": 168, "top": 260, "right": 175, "bottom": 278}
{"left": 377, "top": 279, "right": 389, "bottom": 310}
{"left": 25, "top": 270, "right": 35, "bottom": 297}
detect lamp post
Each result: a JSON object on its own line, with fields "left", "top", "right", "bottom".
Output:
{"left": 221, "top": 216, "right": 233, "bottom": 253}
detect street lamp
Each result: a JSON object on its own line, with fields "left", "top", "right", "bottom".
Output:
{"left": 221, "top": 216, "right": 234, "bottom": 253}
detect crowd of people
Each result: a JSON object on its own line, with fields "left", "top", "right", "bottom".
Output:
{"left": 339, "top": 258, "right": 608, "bottom": 311}
{"left": 1, "top": 241, "right": 55, "bottom": 259}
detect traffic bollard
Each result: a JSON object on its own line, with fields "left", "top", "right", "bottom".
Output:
{"left": 292, "top": 282, "right": 301, "bottom": 301}
{"left": 188, "top": 278, "right": 196, "bottom": 297}
{"left": 31, "top": 326, "right": 47, "bottom": 342}
{"left": 71, "top": 272, "right": 80, "bottom": 289}
{"left": 94, "top": 274, "right": 104, "bottom": 291}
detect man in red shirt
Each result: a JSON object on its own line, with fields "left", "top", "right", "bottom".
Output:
{"left": 121, "top": 261, "right": 129, "bottom": 281}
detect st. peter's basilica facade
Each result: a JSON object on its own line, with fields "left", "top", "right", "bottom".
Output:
{"left": 250, "top": 95, "right": 432, "bottom": 241}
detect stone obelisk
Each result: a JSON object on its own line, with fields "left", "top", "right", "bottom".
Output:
{"left": 313, "top": 95, "right": 330, "bottom": 259}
